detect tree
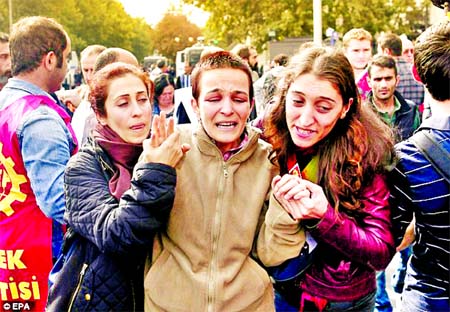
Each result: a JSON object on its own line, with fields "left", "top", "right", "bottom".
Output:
{"left": 0, "top": 0, "right": 153, "bottom": 62}
{"left": 187, "top": 0, "right": 311, "bottom": 50}
{"left": 185, "top": 0, "right": 427, "bottom": 51}
{"left": 149, "top": 13, "right": 202, "bottom": 61}
{"left": 322, "top": 0, "right": 427, "bottom": 40}
{"left": 0, "top": 0, "right": 84, "bottom": 48}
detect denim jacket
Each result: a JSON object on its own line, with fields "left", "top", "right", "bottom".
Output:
{"left": 0, "top": 78, "right": 78, "bottom": 257}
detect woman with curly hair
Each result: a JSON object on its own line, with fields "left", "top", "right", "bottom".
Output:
{"left": 257, "top": 47, "right": 396, "bottom": 311}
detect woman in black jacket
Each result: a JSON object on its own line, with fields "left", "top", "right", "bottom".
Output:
{"left": 47, "top": 62, "right": 190, "bottom": 311}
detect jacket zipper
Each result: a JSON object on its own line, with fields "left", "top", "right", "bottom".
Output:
{"left": 99, "top": 156, "right": 114, "bottom": 173}
{"left": 68, "top": 263, "right": 88, "bottom": 311}
{"left": 207, "top": 163, "right": 229, "bottom": 312}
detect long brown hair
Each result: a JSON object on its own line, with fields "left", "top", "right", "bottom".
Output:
{"left": 265, "top": 47, "right": 394, "bottom": 212}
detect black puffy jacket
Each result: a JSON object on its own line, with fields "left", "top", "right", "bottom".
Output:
{"left": 47, "top": 136, "right": 176, "bottom": 311}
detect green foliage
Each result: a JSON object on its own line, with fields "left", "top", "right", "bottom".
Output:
{"left": 186, "top": 0, "right": 428, "bottom": 51}
{"left": 0, "top": 0, "right": 153, "bottom": 62}
{"left": 323, "top": 0, "right": 427, "bottom": 40}
{"left": 0, "top": 1, "right": 8, "bottom": 33}
{"left": 0, "top": 0, "right": 428, "bottom": 63}
{"left": 149, "top": 13, "right": 202, "bottom": 62}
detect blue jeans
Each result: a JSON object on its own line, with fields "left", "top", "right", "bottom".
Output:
{"left": 400, "top": 271, "right": 450, "bottom": 312}
{"left": 275, "top": 290, "right": 297, "bottom": 312}
{"left": 325, "top": 291, "right": 375, "bottom": 311}
{"left": 401, "top": 288, "right": 450, "bottom": 312}
{"left": 375, "top": 271, "right": 393, "bottom": 312}
{"left": 391, "top": 247, "right": 411, "bottom": 293}
{"left": 275, "top": 289, "right": 376, "bottom": 312}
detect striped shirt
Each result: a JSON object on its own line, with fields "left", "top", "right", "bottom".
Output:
{"left": 389, "top": 115, "right": 450, "bottom": 302}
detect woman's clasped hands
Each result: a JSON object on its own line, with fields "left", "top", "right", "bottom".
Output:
{"left": 141, "top": 112, "right": 191, "bottom": 167}
{"left": 271, "top": 174, "right": 328, "bottom": 220}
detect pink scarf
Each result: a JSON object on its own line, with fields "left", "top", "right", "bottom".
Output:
{"left": 93, "top": 124, "right": 143, "bottom": 200}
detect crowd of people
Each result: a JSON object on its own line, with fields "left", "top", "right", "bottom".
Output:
{"left": 0, "top": 5, "right": 448, "bottom": 312}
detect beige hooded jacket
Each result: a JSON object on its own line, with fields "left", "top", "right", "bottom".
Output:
{"left": 144, "top": 124, "right": 278, "bottom": 312}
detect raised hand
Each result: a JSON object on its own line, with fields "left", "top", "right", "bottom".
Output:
{"left": 141, "top": 113, "right": 190, "bottom": 167}
{"left": 272, "top": 174, "right": 328, "bottom": 220}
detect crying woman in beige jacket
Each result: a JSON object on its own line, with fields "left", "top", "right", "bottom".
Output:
{"left": 144, "top": 51, "right": 302, "bottom": 312}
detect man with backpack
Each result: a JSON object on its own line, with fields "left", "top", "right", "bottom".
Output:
{"left": 389, "top": 20, "right": 450, "bottom": 312}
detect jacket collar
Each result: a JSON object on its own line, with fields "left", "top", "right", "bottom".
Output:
{"left": 419, "top": 115, "right": 450, "bottom": 131}
{"left": 4, "top": 77, "right": 52, "bottom": 98}
{"left": 193, "top": 123, "right": 261, "bottom": 163}
{"left": 367, "top": 90, "right": 414, "bottom": 117}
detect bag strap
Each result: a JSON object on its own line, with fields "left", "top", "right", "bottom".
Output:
{"left": 410, "top": 131, "right": 450, "bottom": 183}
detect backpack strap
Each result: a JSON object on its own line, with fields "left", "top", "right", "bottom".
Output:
{"left": 410, "top": 131, "right": 450, "bottom": 183}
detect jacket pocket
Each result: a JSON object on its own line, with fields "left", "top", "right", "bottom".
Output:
{"left": 144, "top": 250, "right": 192, "bottom": 310}
{"left": 227, "top": 257, "right": 272, "bottom": 311}
{"left": 144, "top": 250, "right": 272, "bottom": 311}
{"left": 47, "top": 229, "right": 98, "bottom": 312}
